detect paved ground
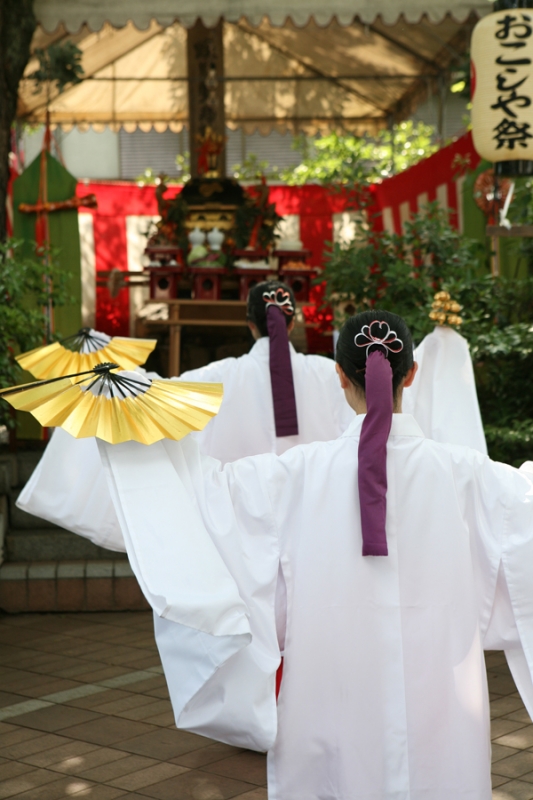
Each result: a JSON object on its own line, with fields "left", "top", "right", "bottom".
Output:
{"left": 0, "top": 612, "right": 265, "bottom": 800}
{"left": 0, "top": 613, "right": 532, "bottom": 799}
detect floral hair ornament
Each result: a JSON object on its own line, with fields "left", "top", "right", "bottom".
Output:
{"left": 354, "top": 320, "right": 404, "bottom": 358}
{"left": 262, "top": 288, "right": 295, "bottom": 316}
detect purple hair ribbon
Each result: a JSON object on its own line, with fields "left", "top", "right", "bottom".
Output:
{"left": 358, "top": 350, "right": 393, "bottom": 556}
{"left": 266, "top": 304, "right": 299, "bottom": 437}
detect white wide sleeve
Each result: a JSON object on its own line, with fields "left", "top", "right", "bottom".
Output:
{"left": 99, "top": 437, "right": 281, "bottom": 751}
{"left": 16, "top": 428, "right": 125, "bottom": 552}
{"left": 499, "top": 466, "right": 533, "bottom": 717}
{"left": 169, "top": 362, "right": 235, "bottom": 461}
{"left": 404, "top": 326, "right": 487, "bottom": 454}
{"left": 479, "top": 462, "right": 533, "bottom": 718}
{"left": 484, "top": 564, "right": 533, "bottom": 721}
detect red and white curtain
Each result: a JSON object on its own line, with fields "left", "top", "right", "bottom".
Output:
{"left": 371, "top": 131, "right": 480, "bottom": 235}
{"left": 76, "top": 133, "right": 479, "bottom": 337}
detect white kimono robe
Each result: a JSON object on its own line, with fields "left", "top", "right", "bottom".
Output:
{"left": 177, "top": 336, "right": 355, "bottom": 460}
{"left": 403, "top": 325, "right": 487, "bottom": 453}
{"left": 16, "top": 338, "right": 353, "bottom": 549}
{"left": 97, "top": 413, "right": 533, "bottom": 800}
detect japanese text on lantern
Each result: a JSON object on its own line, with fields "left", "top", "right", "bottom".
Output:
{"left": 492, "top": 12, "right": 533, "bottom": 151}
{"left": 471, "top": 10, "right": 533, "bottom": 162}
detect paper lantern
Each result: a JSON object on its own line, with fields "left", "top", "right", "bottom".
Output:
{"left": 471, "top": 8, "right": 533, "bottom": 167}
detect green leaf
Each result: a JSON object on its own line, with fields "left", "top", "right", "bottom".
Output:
{"left": 0, "top": 239, "right": 71, "bottom": 429}
{"left": 28, "top": 42, "right": 84, "bottom": 95}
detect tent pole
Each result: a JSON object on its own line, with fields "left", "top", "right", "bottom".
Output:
{"left": 187, "top": 20, "right": 226, "bottom": 178}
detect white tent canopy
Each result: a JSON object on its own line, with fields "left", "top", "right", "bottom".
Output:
{"left": 34, "top": 1, "right": 490, "bottom": 29}
{"left": 21, "top": 2, "right": 487, "bottom": 135}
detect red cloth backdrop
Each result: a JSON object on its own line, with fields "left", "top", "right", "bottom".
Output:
{"left": 370, "top": 131, "right": 480, "bottom": 233}
{"left": 76, "top": 181, "right": 355, "bottom": 337}
{"left": 76, "top": 133, "right": 480, "bottom": 338}
{"left": 76, "top": 182, "right": 180, "bottom": 335}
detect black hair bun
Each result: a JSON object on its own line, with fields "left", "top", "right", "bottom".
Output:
{"left": 336, "top": 311, "right": 413, "bottom": 396}
{"left": 247, "top": 281, "right": 296, "bottom": 338}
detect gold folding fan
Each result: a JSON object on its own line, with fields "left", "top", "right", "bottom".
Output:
{"left": 16, "top": 329, "right": 157, "bottom": 379}
{"left": 0, "top": 364, "right": 223, "bottom": 445}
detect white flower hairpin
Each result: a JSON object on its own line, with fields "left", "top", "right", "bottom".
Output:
{"left": 354, "top": 320, "right": 404, "bottom": 357}
{"left": 262, "top": 288, "right": 295, "bottom": 316}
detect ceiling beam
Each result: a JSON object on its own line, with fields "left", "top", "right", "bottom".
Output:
{"left": 234, "top": 21, "right": 390, "bottom": 115}
{"left": 367, "top": 24, "right": 441, "bottom": 72}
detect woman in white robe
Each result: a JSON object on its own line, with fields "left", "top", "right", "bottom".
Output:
{"left": 176, "top": 280, "right": 354, "bottom": 461}
{"left": 403, "top": 323, "right": 487, "bottom": 453}
{"left": 17, "top": 281, "right": 353, "bottom": 546}
{"left": 96, "top": 310, "right": 533, "bottom": 800}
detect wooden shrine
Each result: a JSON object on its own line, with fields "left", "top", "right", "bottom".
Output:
{"left": 140, "top": 153, "right": 318, "bottom": 374}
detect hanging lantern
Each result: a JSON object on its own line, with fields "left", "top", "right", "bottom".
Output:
{"left": 471, "top": 3, "right": 533, "bottom": 176}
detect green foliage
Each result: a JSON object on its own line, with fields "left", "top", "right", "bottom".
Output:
{"left": 484, "top": 421, "right": 533, "bottom": 468}
{"left": 136, "top": 156, "right": 191, "bottom": 186}
{"left": 233, "top": 205, "right": 275, "bottom": 250}
{"left": 321, "top": 202, "right": 533, "bottom": 465}
{"left": 469, "top": 322, "right": 533, "bottom": 359}
{"left": 232, "top": 154, "right": 280, "bottom": 182}
{"left": 0, "top": 240, "right": 70, "bottom": 428}
{"left": 454, "top": 282, "right": 533, "bottom": 464}
{"left": 28, "top": 42, "right": 84, "bottom": 94}
{"left": 234, "top": 190, "right": 283, "bottom": 250}
{"left": 231, "top": 123, "right": 438, "bottom": 186}
{"left": 449, "top": 54, "right": 471, "bottom": 100}
{"left": 136, "top": 168, "right": 165, "bottom": 186}
{"left": 322, "top": 202, "right": 483, "bottom": 343}
{"left": 175, "top": 152, "right": 191, "bottom": 183}
{"left": 282, "top": 122, "right": 438, "bottom": 186}
{"left": 503, "top": 179, "right": 533, "bottom": 276}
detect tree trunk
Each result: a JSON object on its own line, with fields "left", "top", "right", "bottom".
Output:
{"left": 0, "top": 0, "right": 36, "bottom": 243}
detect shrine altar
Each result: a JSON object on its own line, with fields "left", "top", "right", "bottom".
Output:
{"left": 73, "top": 132, "right": 479, "bottom": 374}
{"left": 75, "top": 180, "right": 360, "bottom": 343}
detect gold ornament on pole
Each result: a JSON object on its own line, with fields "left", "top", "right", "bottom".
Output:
{"left": 0, "top": 364, "right": 223, "bottom": 445}
{"left": 428, "top": 291, "right": 463, "bottom": 327}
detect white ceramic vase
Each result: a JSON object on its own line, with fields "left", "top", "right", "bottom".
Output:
{"left": 188, "top": 227, "right": 206, "bottom": 247}
{"left": 207, "top": 227, "right": 224, "bottom": 251}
